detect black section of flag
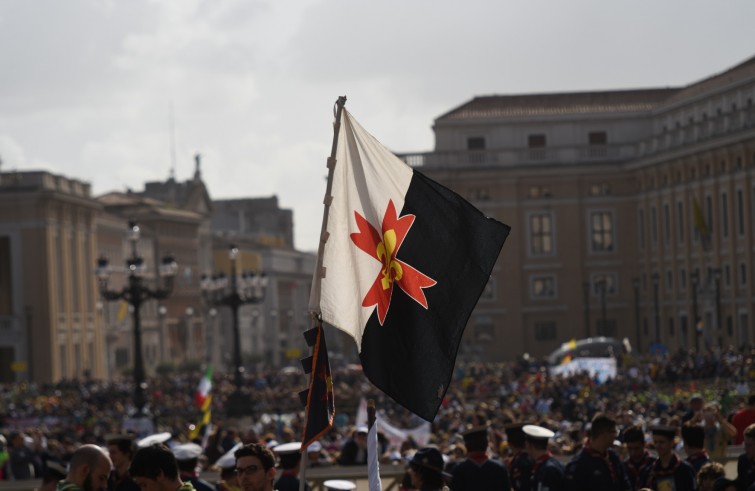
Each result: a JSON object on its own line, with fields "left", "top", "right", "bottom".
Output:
{"left": 359, "top": 171, "right": 510, "bottom": 421}
{"left": 301, "top": 322, "right": 335, "bottom": 449}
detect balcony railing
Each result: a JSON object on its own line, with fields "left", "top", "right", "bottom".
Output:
{"left": 397, "top": 143, "right": 631, "bottom": 169}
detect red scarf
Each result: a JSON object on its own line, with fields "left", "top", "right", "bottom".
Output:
{"left": 507, "top": 450, "right": 523, "bottom": 474}
{"left": 468, "top": 451, "right": 488, "bottom": 466}
{"left": 647, "top": 453, "right": 681, "bottom": 488}
{"left": 532, "top": 451, "right": 553, "bottom": 477}
{"left": 583, "top": 444, "right": 617, "bottom": 483}
{"left": 626, "top": 452, "right": 653, "bottom": 480}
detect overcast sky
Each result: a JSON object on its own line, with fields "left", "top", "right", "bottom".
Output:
{"left": 2, "top": 1, "right": 755, "bottom": 252}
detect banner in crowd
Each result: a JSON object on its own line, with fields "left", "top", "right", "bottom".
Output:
{"left": 549, "top": 357, "right": 617, "bottom": 383}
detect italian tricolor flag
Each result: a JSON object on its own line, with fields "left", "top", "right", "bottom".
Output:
{"left": 194, "top": 365, "right": 212, "bottom": 410}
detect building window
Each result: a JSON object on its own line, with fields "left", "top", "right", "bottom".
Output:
{"left": 475, "top": 316, "right": 495, "bottom": 342}
{"left": 467, "top": 137, "right": 486, "bottom": 150}
{"left": 705, "top": 195, "right": 713, "bottom": 235}
{"left": 650, "top": 206, "right": 658, "bottom": 246}
{"left": 115, "top": 348, "right": 129, "bottom": 369}
{"left": 529, "top": 186, "right": 551, "bottom": 198}
{"left": 721, "top": 192, "right": 729, "bottom": 238}
{"left": 740, "top": 262, "right": 748, "bottom": 287}
{"left": 589, "top": 131, "right": 607, "bottom": 145}
{"left": 530, "top": 213, "right": 554, "bottom": 255}
{"left": 590, "top": 211, "right": 615, "bottom": 253}
{"left": 725, "top": 264, "right": 731, "bottom": 287}
{"left": 680, "top": 269, "right": 687, "bottom": 290}
{"left": 589, "top": 183, "right": 611, "bottom": 196}
{"left": 638, "top": 209, "right": 645, "bottom": 250}
{"left": 663, "top": 204, "right": 671, "bottom": 245}
{"left": 591, "top": 273, "right": 617, "bottom": 295}
{"left": 677, "top": 202, "right": 685, "bottom": 243}
{"left": 528, "top": 134, "right": 547, "bottom": 148}
{"left": 597, "top": 319, "right": 617, "bottom": 337}
{"left": 528, "top": 134, "right": 546, "bottom": 160}
{"left": 534, "top": 322, "right": 557, "bottom": 341}
{"left": 669, "top": 318, "right": 675, "bottom": 337}
{"left": 469, "top": 188, "right": 490, "bottom": 201}
{"left": 531, "top": 275, "right": 556, "bottom": 299}
{"left": 737, "top": 189, "right": 745, "bottom": 236}
{"left": 666, "top": 269, "right": 673, "bottom": 291}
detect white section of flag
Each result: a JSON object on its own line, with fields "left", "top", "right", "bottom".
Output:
{"left": 309, "top": 110, "right": 413, "bottom": 350}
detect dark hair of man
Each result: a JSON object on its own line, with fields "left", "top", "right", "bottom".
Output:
{"left": 409, "top": 463, "right": 444, "bottom": 489}
{"left": 70, "top": 445, "right": 107, "bottom": 474}
{"left": 234, "top": 443, "right": 275, "bottom": 471}
{"left": 749, "top": 394, "right": 755, "bottom": 406}
{"left": 590, "top": 414, "right": 616, "bottom": 438}
{"left": 622, "top": 425, "right": 645, "bottom": 444}
{"left": 108, "top": 437, "right": 134, "bottom": 460}
{"left": 176, "top": 458, "right": 198, "bottom": 473}
{"left": 506, "top": 429, "right": 526, "bottom": 448}
{"left": 129, "top": 444, "right": 179, "bottom": 480}
{"left": 463, "top": 432, "right": 487, "bottom": 453}
{"left": 681, "top": 424, "right": 705, "bottom": 449}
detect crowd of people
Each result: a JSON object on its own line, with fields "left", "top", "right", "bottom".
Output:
{"left": 2, "top": 345, "right": 755, "bottom": 490}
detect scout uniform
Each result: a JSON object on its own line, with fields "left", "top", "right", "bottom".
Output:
{"left": 523, "top": 425, "right": 564, "bottom": 491}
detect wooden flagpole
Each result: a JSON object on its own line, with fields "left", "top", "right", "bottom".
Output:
{"left": 309, "top": 96, "right": 347, "bottom": 319}
{"left": 301, "top": 96, "right": 347, "bottom": 491}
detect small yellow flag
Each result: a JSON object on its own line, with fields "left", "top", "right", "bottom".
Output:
{"left": 117, "top": 301, "right": 128, "bottom": 322}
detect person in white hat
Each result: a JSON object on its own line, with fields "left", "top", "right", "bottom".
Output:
{"left": 522, "top": 424, "right": 563, "bottom": 491}
{"left": 172, "top": 443, "right": 213, "bottom": 491}
{"left": 336, "top": 426, "right": 368, "bottom": 466}
{"left": 271, "top": 443, "right": 310, "bottom": 491}
{"left": 305, "top": 441, "right": 330, "bottom": 468}
{"left": 323, "top": 480, "right": 356, "bottom": 491}
{"left": 213, "top": 443, "right": 242, "bottom": 491}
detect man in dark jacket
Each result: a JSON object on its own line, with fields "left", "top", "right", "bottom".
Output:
{"left": 450, "top": 426, "right": 512, "bottom": 491}
{"left": 564, "top": 414, "right": 631, "bottom": 491}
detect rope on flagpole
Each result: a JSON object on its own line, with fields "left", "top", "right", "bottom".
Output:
{"left": 309, "top": 96, "right": 347, "bottom": 321}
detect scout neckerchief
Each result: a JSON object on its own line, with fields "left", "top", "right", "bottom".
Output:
{"left": 583, "top": 443, "right": 618, "bottom": 483}
{"left": 467, "top": 451, "right": 488, "bottom": 466}
{"left": 531, "top": 451, "right": 553, "bottom": 478}
{"left": 626, "top": 452, "right": 654, "bottom": 482}
{"left": 647, "top": 453, "right": 681, "bottom": 488}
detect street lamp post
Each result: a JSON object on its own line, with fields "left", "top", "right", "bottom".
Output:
{"left": 200, "top": 245, "right": 267, "bottom": 417}
{"left": 96, "top": 221, "right": 177, "bottom": 417}
{"left": 713, "top": 268, "right": 722, "bottom": 340}
{"left": 632, "top": 278, "right": 641, "bottom": 352}
{"left": 691, "top": 270, "right": 700, "bottom": 352}
{"left": 652, "top": 272, "right": 660, "bottom": 344}
{"left": 158, "top": 305, "right": 167, "bottom": 364}
{"left": 597, "top": 279, "right": 607, "bottom": 336}
{"left": 583, "top": 281, "right": 591, "bottom": 338}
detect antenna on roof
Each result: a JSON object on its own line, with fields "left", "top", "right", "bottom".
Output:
{"left": 169, "top": 101, "right": 177, "bottom": 180}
